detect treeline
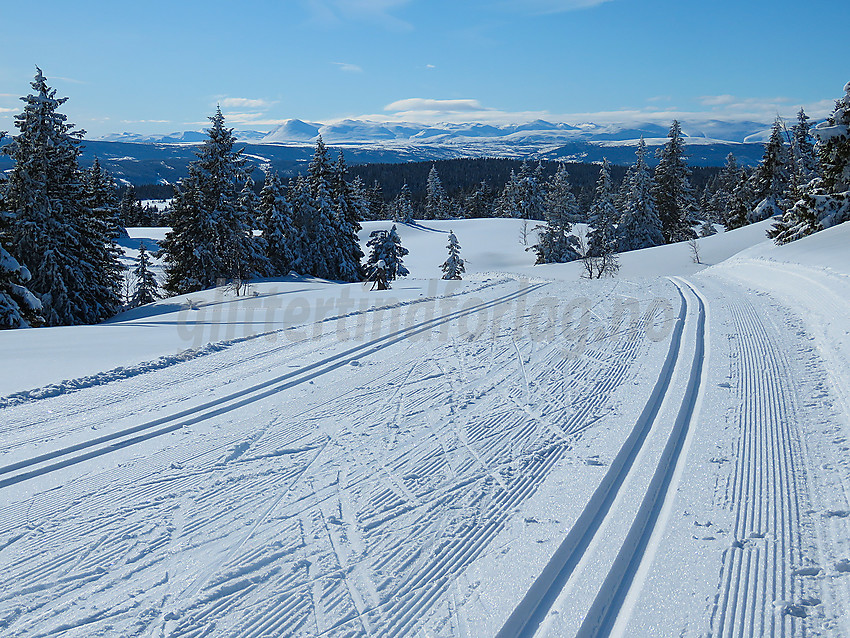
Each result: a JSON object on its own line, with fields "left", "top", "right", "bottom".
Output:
{"left": 348, "top": 158, "right": 720, "bottom": 216}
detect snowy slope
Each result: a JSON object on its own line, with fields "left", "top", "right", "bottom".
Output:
{"left": 0, "top": 219, "right": 848, "bottom": 637}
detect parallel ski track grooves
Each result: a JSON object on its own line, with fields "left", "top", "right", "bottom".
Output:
{"left": 574, "top": 277, "right": 706, "bottom": 637}
{"left": 0, "top": 283, "right": 546, "bottom": 490}
{"left": 495, "top": 278, "right": 690, "bottom": 638}
{"left": 710, "top": 291, "right": 807, "bottom": 638}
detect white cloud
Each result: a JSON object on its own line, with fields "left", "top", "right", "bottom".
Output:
{"left": 384, "top": 98, "right": 487, "bottom": 113}
{"left": 0, "top": 107, "right": 16, "bottom": 114}
{"left": 220, "top": 97, "right": 274, "bottom": 109}
{"left": 121, "top": 119, "right": 171, "bottom": 124}
{"left": 333, "top": 62, "right": 364, "bottom": 73}
{"left": 353, "top": 94, "right": 835, "bottom": 128}
{"left": 52, "top": 76, "right": 87, "bottom": 85}
{"left": 425, "top": 64, "right": 436, "bottom": 69}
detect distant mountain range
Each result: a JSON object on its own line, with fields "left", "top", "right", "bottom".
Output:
{"left": 1, "top": 117, "right": 778, "bottom": 186}
{"left": 99, "top": 116, "right": 777, "bottom": 146}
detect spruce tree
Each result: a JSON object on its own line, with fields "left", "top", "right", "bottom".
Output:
{"left": 425, "top": 165, "right": 451, "bottom": 220}
{"left": 289, "top": 175, "right": 321, "bottom": 276}
{"left": 531, "top": 164, "right": 581, "bottom": 264}
{"left": 790, "top": 108, "right": 818, "bottom": 183}
{"left": 366, "top": 225, "right": 409, "bottom": 280}
{"left": 3, "top": 68, "right": 123, "bottom": 325}
{"left": 587, "top": 159, "right": 620, "bottom": 257}
{"left": 618, "top": 138, "right": 665, "bottom": 251}
{"left": 440, "top": 230, "right": 465, "bottom": 280}
{"left": 118, "top": 185, "right": 146, "bottom": 227}
{"left": 257, "top": 170, "right": 296, "bottom": 276}
{"left": 464, "top": 180, "right": 494, "bottom": 219}
{"left": 85, "top": 157, "right": 126, "bottom": 238}
{"left": 331, "top": 151, "right": 365, "bottom": 282}
{"left": 231, "top": 176, "right": 268, "bottom": 285}
{"left": 748, "top": 117, "right": 791, "bottom": 222}
{"left": 653, "top": 120, "right": 698, "bottom": 242}
{"left": 708, "top": 153, "right": 742, "bottom": 225}
{"left": 367, "top": 180, "right": 386, "bottom": 221}
{"left": 131, "top": 243, "right": 160, "bottom": 307}
{"left": 724, "top": 169, "right": 755, "bottom": 231}
{"left": 159, "top": 107, "right": 256, "bottom": 294}
{"left": 770, "top": 81, "right": 850, "bottom": 244}
{"left": 83, "top": 157, "right": 128, "bottom": 311}
{"left": 390, "top": 183, "right": 415, "bottom": 224}
{"left": 494, "top": 170, "right": 521, "bottom": 218}
{"left": 305, "top": 138, "right": 342, "bottom": 279}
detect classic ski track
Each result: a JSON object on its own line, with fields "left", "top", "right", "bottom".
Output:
{"left": 708, "top": 282, "right": 811, "bottom": 638}
{"left": 0, "top": 283, "right": 546, "bottom": 490}
{"left": 572, "top": 277, "right": 707, "bottom": 637}
{"left": 495, "top": 277, "right": 693, "bottom": 638}
{"left": 0, "top": 277, "right": 511, "bottom": 422}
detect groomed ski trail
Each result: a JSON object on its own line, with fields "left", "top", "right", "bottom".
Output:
{"left": 496, "top": 277, "right": 707, "bottom": 638}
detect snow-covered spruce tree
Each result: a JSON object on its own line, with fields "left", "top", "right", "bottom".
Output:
{"left": 85, "top": 157, "right": 126, "bottom": 238}
{"left": 618, "top": 138, "right": 665, "bottom": 251}
{"left": 587, "top": 159, "right": 620, "bottom": 257}
{"left": 2, "top": 68, "right": 123, "bottom": 325}
{"left": 748, "top": 117, "right": 791, "bottom": 223}
{"left": 707, "top": 153, "right": 742, "bottom": 225}
{"left": 790, "top": 107, "right": 819, "bottom": 184}
{"left": 724, "top": 168, "right": 755, "bottom": 231}
{"left": 230, "top": 176, "right": 268, "bottom": 289}
{"left": 289, "top": 174, "right": 320, "bottom": 276}
{"left": 0, "top": 229, "right": 44, "bottom": 328}
{"left": 464, "top": 180, "right": 494, "bottom": 219}
{"left": 257, "top": 170, "right": 296, "bottom": 276}
{"left": 305, "top": 137, "right": 343, "bottom": 280}
{"left": 117, "top": 185, "right": 146, "bottom": 227}
{"left": 390, "top": 183, "right": 415, "bottom": 224}
{"left": 83, "top": 157, "right": 129, "bottom": 309}
{"left": 131, "top": 243, "right": 159, "bottom": 307}
{"left": 367, "top": 180, "right": 386, "bottom": 221}
{"left": 159, "top": 107, "right": 257, "bottom": 294}
{"left": 331, "top": 151, "right": 365, "bottom": 282}
{"left": 440, "top": 230, "right": 465, "bottom": 280}
{"left": 425, "top": 165, "right": 451, "bottom": 220}
{"left": 494, "top": 170, "right": 520, "bottom": 218}
{"left": 699, "top": 219, "right": 717, "bottom": 237}
{"left": 366, "top": 225, "right": 409, "bottom": 281}
{"left": 769, "top": 81, "right": 850, "bottom": 244}
{"left": 530, "top": 164, "right": 581, "bottom": 264}
{"left": 653, "top": 120, "right": 698, "bottom": 242}
{"left": 544, "top": 163, "right": 580, "bottom": 224}
{"left": 493, "top": 162, "right": 545, "bottom": 221}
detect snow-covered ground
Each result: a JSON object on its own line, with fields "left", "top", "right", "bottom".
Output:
{"left": 0, "top": 219, "right": 848, "bottom": 637}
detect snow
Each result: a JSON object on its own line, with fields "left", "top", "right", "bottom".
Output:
{"left": 1, "top": 217, "right": 848, "bottom": 637}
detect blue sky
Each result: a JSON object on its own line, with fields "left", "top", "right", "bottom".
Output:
{"left": 0, "top": 0, "right": 847, "bottom": 137}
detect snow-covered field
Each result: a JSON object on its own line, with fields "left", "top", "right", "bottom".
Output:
{"left": 0, "top": 219, "right": 848, "bottom": 637}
